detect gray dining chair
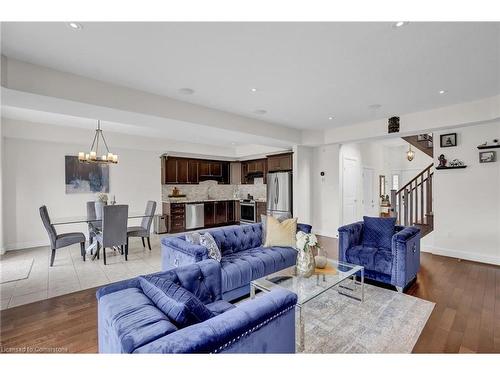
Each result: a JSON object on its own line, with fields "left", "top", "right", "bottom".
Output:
{"left": 95, "top": 205, "right": 129, "bottom": 265}
{"left": 39, "top": 205, "right": 86, "bottom": 266}
{"left": 127, "top": 200, "right": 156, "bottom": 251}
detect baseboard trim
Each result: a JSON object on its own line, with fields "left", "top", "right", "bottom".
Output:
{"left": 5, "top": 239, "right": 49, "bottom": 252}
{"left": 422, "top": 246, "right": 500, "bottom": 266}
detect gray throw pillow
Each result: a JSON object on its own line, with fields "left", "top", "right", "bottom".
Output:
{"left": 185, "top": 232, "right": 201, "bottom": 245}
{"left": 200, "top": 232, "right": 221, "bottom": 262}
{"left": 261, "top": 213, "right": 292, "bottom": 245}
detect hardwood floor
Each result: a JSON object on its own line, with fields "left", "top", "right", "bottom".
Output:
{"left": 1, "top": 238, "right": 499, "bottom": 353}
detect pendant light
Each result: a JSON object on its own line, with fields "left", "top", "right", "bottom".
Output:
{"left": 406, "top": 145, "right": 415, "bottom": 161}
{"left": 78, "top": 120, "right": 118, "bottom": 164}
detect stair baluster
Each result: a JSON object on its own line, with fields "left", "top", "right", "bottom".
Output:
{"left": 393, "top": 163, "right": 434, "bottom": 237}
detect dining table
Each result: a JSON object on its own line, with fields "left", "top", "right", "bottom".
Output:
{"left": 52, "top": 212, "right": 155, "bottom": 259}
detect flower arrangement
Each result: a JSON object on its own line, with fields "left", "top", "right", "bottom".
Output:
{"left": 96, "top": 193, "right": 108, "bottom": 203}
{"left": 296, "top": 231, "right": 320, "bottom": 252}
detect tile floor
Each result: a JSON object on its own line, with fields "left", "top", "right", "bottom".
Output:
{"left": 0, "top": 235, "right": 165, "bottom": 310}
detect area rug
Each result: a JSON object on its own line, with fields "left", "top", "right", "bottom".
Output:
{"left": 301, "top": 282, "right": 435, "bottom": 353}
{"left": 0, "top": 258, "right": 34, "bottom": 284}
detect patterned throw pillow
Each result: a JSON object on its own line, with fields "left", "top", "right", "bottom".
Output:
{"left": 200, "top": 232, "right": 222, "bottom": 262}
{"left": 185, "top": 232, "right": 201, "bottom": 245}
{"left": 139, "top": 275, "right": 214, "bottom": 328}
{"left": 362, "top": 216, "right": 397, "bottom": 249}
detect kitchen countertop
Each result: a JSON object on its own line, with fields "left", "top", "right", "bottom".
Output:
{"left": 164, "top": 198, "right": 266, "bottom": 204}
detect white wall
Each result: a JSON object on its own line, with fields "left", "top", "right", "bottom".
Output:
{"left": 310, "top": 144, "right": 340, "bottom": 237}
{"left": 293, "top": 145, "right": 314, "bottom": 225}
{"left": 427, "top": 122, "right": 500, "bottom": 264}
{"left": 2, "top": 135, "right": 162, "bottom": 251}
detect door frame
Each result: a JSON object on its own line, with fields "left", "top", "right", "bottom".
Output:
{"left": 341, "top": 156, "right": 360, "bottom": 225}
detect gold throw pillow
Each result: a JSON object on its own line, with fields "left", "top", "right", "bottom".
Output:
{"left": 264, "top": 216, "right": 297, "bottom": 247}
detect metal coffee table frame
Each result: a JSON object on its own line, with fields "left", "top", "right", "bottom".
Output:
{"left": 250, "top": 260, "right": 364, "bottom": 352}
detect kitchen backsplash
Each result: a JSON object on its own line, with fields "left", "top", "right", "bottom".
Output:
{"left": 162, "top": 180, "right": 266, "bottom": 202}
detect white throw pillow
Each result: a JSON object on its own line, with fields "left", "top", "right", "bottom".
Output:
{"left": 200, "top": 232, "right": 222, "bottom": 262}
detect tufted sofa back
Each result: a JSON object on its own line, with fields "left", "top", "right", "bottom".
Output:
{"left": 97, "top": 259, "right": 222, "bottom": 305}
{"left": 206, "top": 224, "right": 263, "bottom": 255}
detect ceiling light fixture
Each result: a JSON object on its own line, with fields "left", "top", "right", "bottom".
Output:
{"left": 250, "top": 88, "right": 258, "bottom": 92}
{"left": 254, "top": 109, "right": 267, "bottom": 115}
{"left": 66, "top": 22, "right": 83, "bottom": 30}
{"left": 439, "top": 89, "right": 447, "bottom": 94}
{"left": 406, "top": 145, "right": 415, "bottom": 162}
{"left": 328, "top": 116, "right": 334, "bottom": 120}
{"left": 393, "top": 21, "right": 408, "bottom": 28}
{"left": 78, "top": 120, "right": 118, "bottom": 164}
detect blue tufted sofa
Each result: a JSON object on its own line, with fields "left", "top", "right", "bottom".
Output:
{"left": 338, "top": 219, "right": 421, "bottom": 292}
{"left": 97, "top": 259, "right": 297, "bottom": 353}
{"left": 161, "top": 223, "right": 312, "bottom": 301}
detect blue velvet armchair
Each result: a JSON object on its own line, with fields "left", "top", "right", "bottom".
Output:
{"left": 338, "top": 218, "right": 421, "bottom": 292}
{"left": 97, "top": 259, "right": 297, "bottom": 353}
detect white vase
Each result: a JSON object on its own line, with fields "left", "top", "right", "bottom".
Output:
{"left": 296, "top": 246, "right": 316, "bottom": 277}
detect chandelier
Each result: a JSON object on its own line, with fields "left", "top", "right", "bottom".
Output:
{"left": 78, "top": 120, "right": 118, "bottom": 164}
{"left": 406, "top": 145, "right": 415, "bottom": 161}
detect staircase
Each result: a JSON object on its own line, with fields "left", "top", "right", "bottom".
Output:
{"left": 391, "top": 163, "right": 434, "bottom": 237}
{"left": 402, "top": 133, "right": 433, "bottom": 158}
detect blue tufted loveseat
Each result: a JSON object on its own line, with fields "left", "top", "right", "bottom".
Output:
{"left": 161, "top": 223, "right": 312, "bottom": 301}
{"left": 97, "top": 259, "right": 297, "bottom": 353}
{"left": 338, "top": 219, "right": 421, "bottom": 292}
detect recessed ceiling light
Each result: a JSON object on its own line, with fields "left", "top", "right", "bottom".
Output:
{"left": 393, "top": 21, "right": 409, "bottom": 28}
{"left": 250, "top": 88, "right": 258, "bottom": 92}
{"left": 328, "top": 116, "right": 334, "bottom": 120}
{"left": 439, "top": 89, "right": 447, "bottom": 94}
{"left": 178, "top": 88, "right": 195, "bottom": 95}
{"left": 254, "top": 109, "right": 267, "bottom": 115}
{"left": 66, "top": 22, "right": 83, "bottom": 30}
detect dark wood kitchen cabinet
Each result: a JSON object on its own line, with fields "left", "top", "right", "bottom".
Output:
{"left": 188, "top": 159, "right": 199, "bottom": 184}
{"left": 227, "top": 200, "right": 235, "bottom": 223}
{"left": 215, "top": 201, "right": 227, "bottom": 225}
{"left": 267, "top": 153, "right": 292, "bottom": 172}
{"left": 163, "top": 202, "right": 186, "bottom": 233}
{"left": 161, "top": 156, "right": 229, "bottom": 184}
{"left": 200, "top": 161, "right": 222, "bottom": 178}
{"left": 204, "top": 202, "right": 215, "bottom": 226}
{"left": 177, "top": 158, "right": 189, "bottom": 184}
{"left": 164, "top": 157, "right": 178, "bottom": 184}
{"left": 241, "top": 158, "right": 267, "bottom": 184}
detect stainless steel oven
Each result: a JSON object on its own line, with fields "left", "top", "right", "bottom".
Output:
{"left": 240, "top": 200, "right": 256, "bottom": 223}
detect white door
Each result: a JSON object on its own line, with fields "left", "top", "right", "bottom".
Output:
{"left": 362, "top": 167, "right": 376, "bottom": 216}
{"left": 342, "top": 157, "right": 360, "bottom": 224}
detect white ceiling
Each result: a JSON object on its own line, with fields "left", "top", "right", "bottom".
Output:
{"left": 1, "top": 22, "right": 500, "bottom": 130}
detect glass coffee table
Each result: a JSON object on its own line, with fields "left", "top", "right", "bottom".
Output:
{"left": 250, "top": 259, "right": 364, "bottom": 352}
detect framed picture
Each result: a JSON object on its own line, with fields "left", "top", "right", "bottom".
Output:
{"left": 65, "top": 155, "right": 109, "bottom": 194}
{"left": 479, "top": 151, "right": 496, "bottom": 163}
{"left": 440, "top": 133, "right": 457, "bottom": 148}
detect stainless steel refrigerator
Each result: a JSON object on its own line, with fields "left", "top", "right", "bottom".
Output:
{"left": 267, "top": 171, "right": 293, "bottom": 218}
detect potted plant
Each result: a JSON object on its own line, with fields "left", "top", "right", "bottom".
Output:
{"left": 296, "top": 232, "right": 321, "bottom": 277}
